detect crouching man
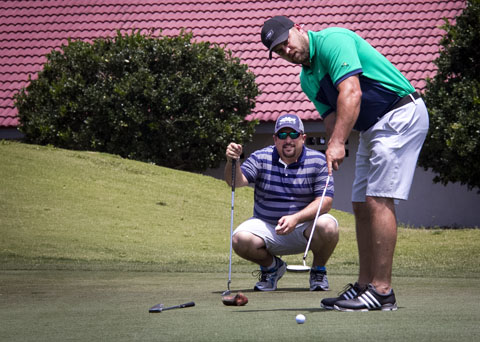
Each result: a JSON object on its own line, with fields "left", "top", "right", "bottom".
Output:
{"left": 224, "top": 113, "right": 339, "bottom": 291}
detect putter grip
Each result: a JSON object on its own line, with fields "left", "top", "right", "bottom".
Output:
{"left": 181, "top": 302, "right": 195, "bottom": 308}
{"left": 231, "top": 158, "right": 236, "bottom": 191}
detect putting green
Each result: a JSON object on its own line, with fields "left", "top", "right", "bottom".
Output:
{"left": 1, "top": 271, "right": 479, "bottom": 341}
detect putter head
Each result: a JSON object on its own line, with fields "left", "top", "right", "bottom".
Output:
{"left": 222, "top": 280, "right": 231, "bottom": 296}
{"left": 148, "top": 303, "right": 165, "bottom": 313}
{"left": 286, "top": 258, "right": 310, "bottom": 272}
{"left": 286, "top": 264, "right": 310, "bottom": 272}
{"left": 222, "top": 292, "right": 248, "bottom": 306}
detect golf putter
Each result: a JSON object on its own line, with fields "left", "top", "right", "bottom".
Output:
{"left": 287, "top": 175, "right": 330, "bottom": 272}
{"left": 222, "top": 158, "right": 236, "bottom": 296}
{"left": 149, "top": 301, "right": 195, "bottom": 313}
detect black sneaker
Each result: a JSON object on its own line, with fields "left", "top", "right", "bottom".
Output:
{"left": 334, "top": 283, "right": 398, "bottom": 312}
{"left": 320, "top": 282, "right": 362, "bottom": 310}
{"left": 309, "top": 269, "right": 329, "bottom": 291}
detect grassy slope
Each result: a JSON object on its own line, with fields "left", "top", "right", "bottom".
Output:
{"left": 1, "top": 141, "right": 479, "bottom": 277}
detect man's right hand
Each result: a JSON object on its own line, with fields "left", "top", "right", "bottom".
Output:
{"left": 326, "top": 140, "right": 345, "bottom": 175}
{"left": 224, "top": 143, "right": 248, "bottom": 188}
{"left": 226, "top": 142, "right": 243, "bottom": 161}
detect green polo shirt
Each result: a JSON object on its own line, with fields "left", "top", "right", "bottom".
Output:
{"left": 300, "top": 28, "right": 415, "bottom": 131}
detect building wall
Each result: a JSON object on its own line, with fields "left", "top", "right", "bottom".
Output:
{"left": 205, "top": 122, "right": 480, "bottom": 228}
{"left": 0, "top": 128, "right": 24, "bottom": 140}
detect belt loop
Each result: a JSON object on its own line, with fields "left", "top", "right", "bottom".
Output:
{"left": 409, "top": 93, "right": 417, "bottom": 106}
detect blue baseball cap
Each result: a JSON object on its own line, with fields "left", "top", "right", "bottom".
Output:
{"left": 274, "top": 114, "right": 304, "bottom": 133}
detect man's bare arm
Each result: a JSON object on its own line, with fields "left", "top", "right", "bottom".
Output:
{"left": 325, "top": 75, "right": 362, "bottom": 174}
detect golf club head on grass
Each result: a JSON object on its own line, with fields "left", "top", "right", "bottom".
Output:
{"left": 221, "top": 292, "right": 248, "bottom": 306}
{"left": 148, "top": 303, "right": 164, "bottom": 312}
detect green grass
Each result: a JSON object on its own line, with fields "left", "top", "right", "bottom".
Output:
{"left": 1, "top": 271, "right": 479, "bottom": 342}
{"left": 0, "top": 141, "right": 355, "bottom": 272}
{"left": 1, "top": 141, "right": 253, "bottom": 270}
{"left": 1, "top": 141, "right": 480, "bottom": 341}
{"left": 1, "top": 141, "right": 479, "bottom": 277}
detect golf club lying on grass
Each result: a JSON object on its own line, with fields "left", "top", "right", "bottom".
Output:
{"left": 149, "top": 301, "right": 195, "bottom": 313}
{"left": 286, "top": 175, "right": 331, "bottom": 272}
{"left": 222, "top": 158, "right": 236, "bottom": 297}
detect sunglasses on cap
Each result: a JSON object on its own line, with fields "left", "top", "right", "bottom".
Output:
{"left": 276, "top": 131, "right": 301, "bottom": 140}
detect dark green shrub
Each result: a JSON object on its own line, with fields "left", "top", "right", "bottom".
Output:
{"left": 419, "top": 0, "right": 480, "bottom": 191}
{"left": 15, "top": 30, "right": 259, "bottom": 171}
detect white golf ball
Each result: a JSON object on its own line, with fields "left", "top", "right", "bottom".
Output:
{"left": 295, "top": 314, "right": 306, "bottom": 324}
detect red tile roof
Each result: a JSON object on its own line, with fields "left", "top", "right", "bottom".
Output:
{"left": 0, "top": 0, "right": 466, "bottom": 128}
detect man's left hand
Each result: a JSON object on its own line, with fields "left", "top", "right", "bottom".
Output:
{"left": 275, "top": 215, "right": 298, "bottom": 235}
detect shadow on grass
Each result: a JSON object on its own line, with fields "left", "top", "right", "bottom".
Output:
{"left": 212, "top": 287, "right": 314, "bottom": 294}
{"left": 231, "top": 307, "right": 328, "bottom": 313}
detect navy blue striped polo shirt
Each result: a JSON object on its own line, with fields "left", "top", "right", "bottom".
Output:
{"left": 240, "top": 145, "right": 334, "bottom": 225}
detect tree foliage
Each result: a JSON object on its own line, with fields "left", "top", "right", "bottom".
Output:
{"left": 15, "top": 30, "right": 259, "bottom": 172}
{"left": 419, "top": 0, "right": 480, "bottom": 191}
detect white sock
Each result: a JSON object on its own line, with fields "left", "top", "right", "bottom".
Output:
{"left": 261, "top": 257, "right": 277, "bottom": 271}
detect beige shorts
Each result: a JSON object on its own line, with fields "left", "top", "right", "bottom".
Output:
{"left": 352, "top": 97, "right": 429, "bottom": 202}
{"left": 233, "top": 214, "right": 338, "bottom": 256}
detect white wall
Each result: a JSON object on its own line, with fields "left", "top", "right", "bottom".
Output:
{"left": 205, "top": 121, "right": 480, "bottom": 228}
{"left": 396, "top": 168, "right": 480, "bottom": 228}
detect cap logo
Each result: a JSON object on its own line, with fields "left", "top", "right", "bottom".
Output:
{"left": 265, "top": 29, "right": 274, "bottom": 42}
{"left": 279, "top": 116, "right": 297, "bottom": 125}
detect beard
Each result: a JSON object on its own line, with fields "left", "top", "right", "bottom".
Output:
{"left": 292, "top": 50, "right": 309, "bottom": 65}
{"left": 290, "top": 34, "right": 310, "bottom": 64}
{"left": 286, "top": 49, "right": 309, "bottom": 65}
{"left": 281, "top": 143, "right": 296, "bottom": 159}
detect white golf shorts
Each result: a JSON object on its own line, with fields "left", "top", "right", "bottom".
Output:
{"left": 352, "top": 96, "right": 429, "bottom": 202}
{"left": 233, "top": 214, "right": 338, "bottom": 256}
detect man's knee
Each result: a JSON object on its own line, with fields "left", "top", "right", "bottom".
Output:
{"left": 316, "top": 217, "right": 339, "bottom": 241}
{"left": 231, "top": 231, "right": 244, "bottom": 252}
{"left": 232, "top": 231, "right": 262, "bottom": 253}
{"left": 354, "top": 196, "right": 395, "bottom": 216}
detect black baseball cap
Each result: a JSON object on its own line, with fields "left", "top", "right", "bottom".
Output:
{"left": 261, "top": 16, "right": 294, "bottom": 59}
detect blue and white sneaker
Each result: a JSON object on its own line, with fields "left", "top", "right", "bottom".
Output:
{"left": 253, "top": 257, "right": 287, "bottom": 291}
{"left": 309, "top": 268, "right": 329, "bottom": 291}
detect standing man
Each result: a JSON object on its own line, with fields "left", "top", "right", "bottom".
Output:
{"left": 225, "top": 113, "right": 339, "bottom": 292}
{"left": 261, "top": 16, "right": 428, "bottom": 311}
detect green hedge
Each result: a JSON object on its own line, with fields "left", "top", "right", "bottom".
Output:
{"left": 15, "top": 30, "right": 259, "bottom": 171}
{"left": 419, "top": 0, "right": 480, "bottom": 191}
